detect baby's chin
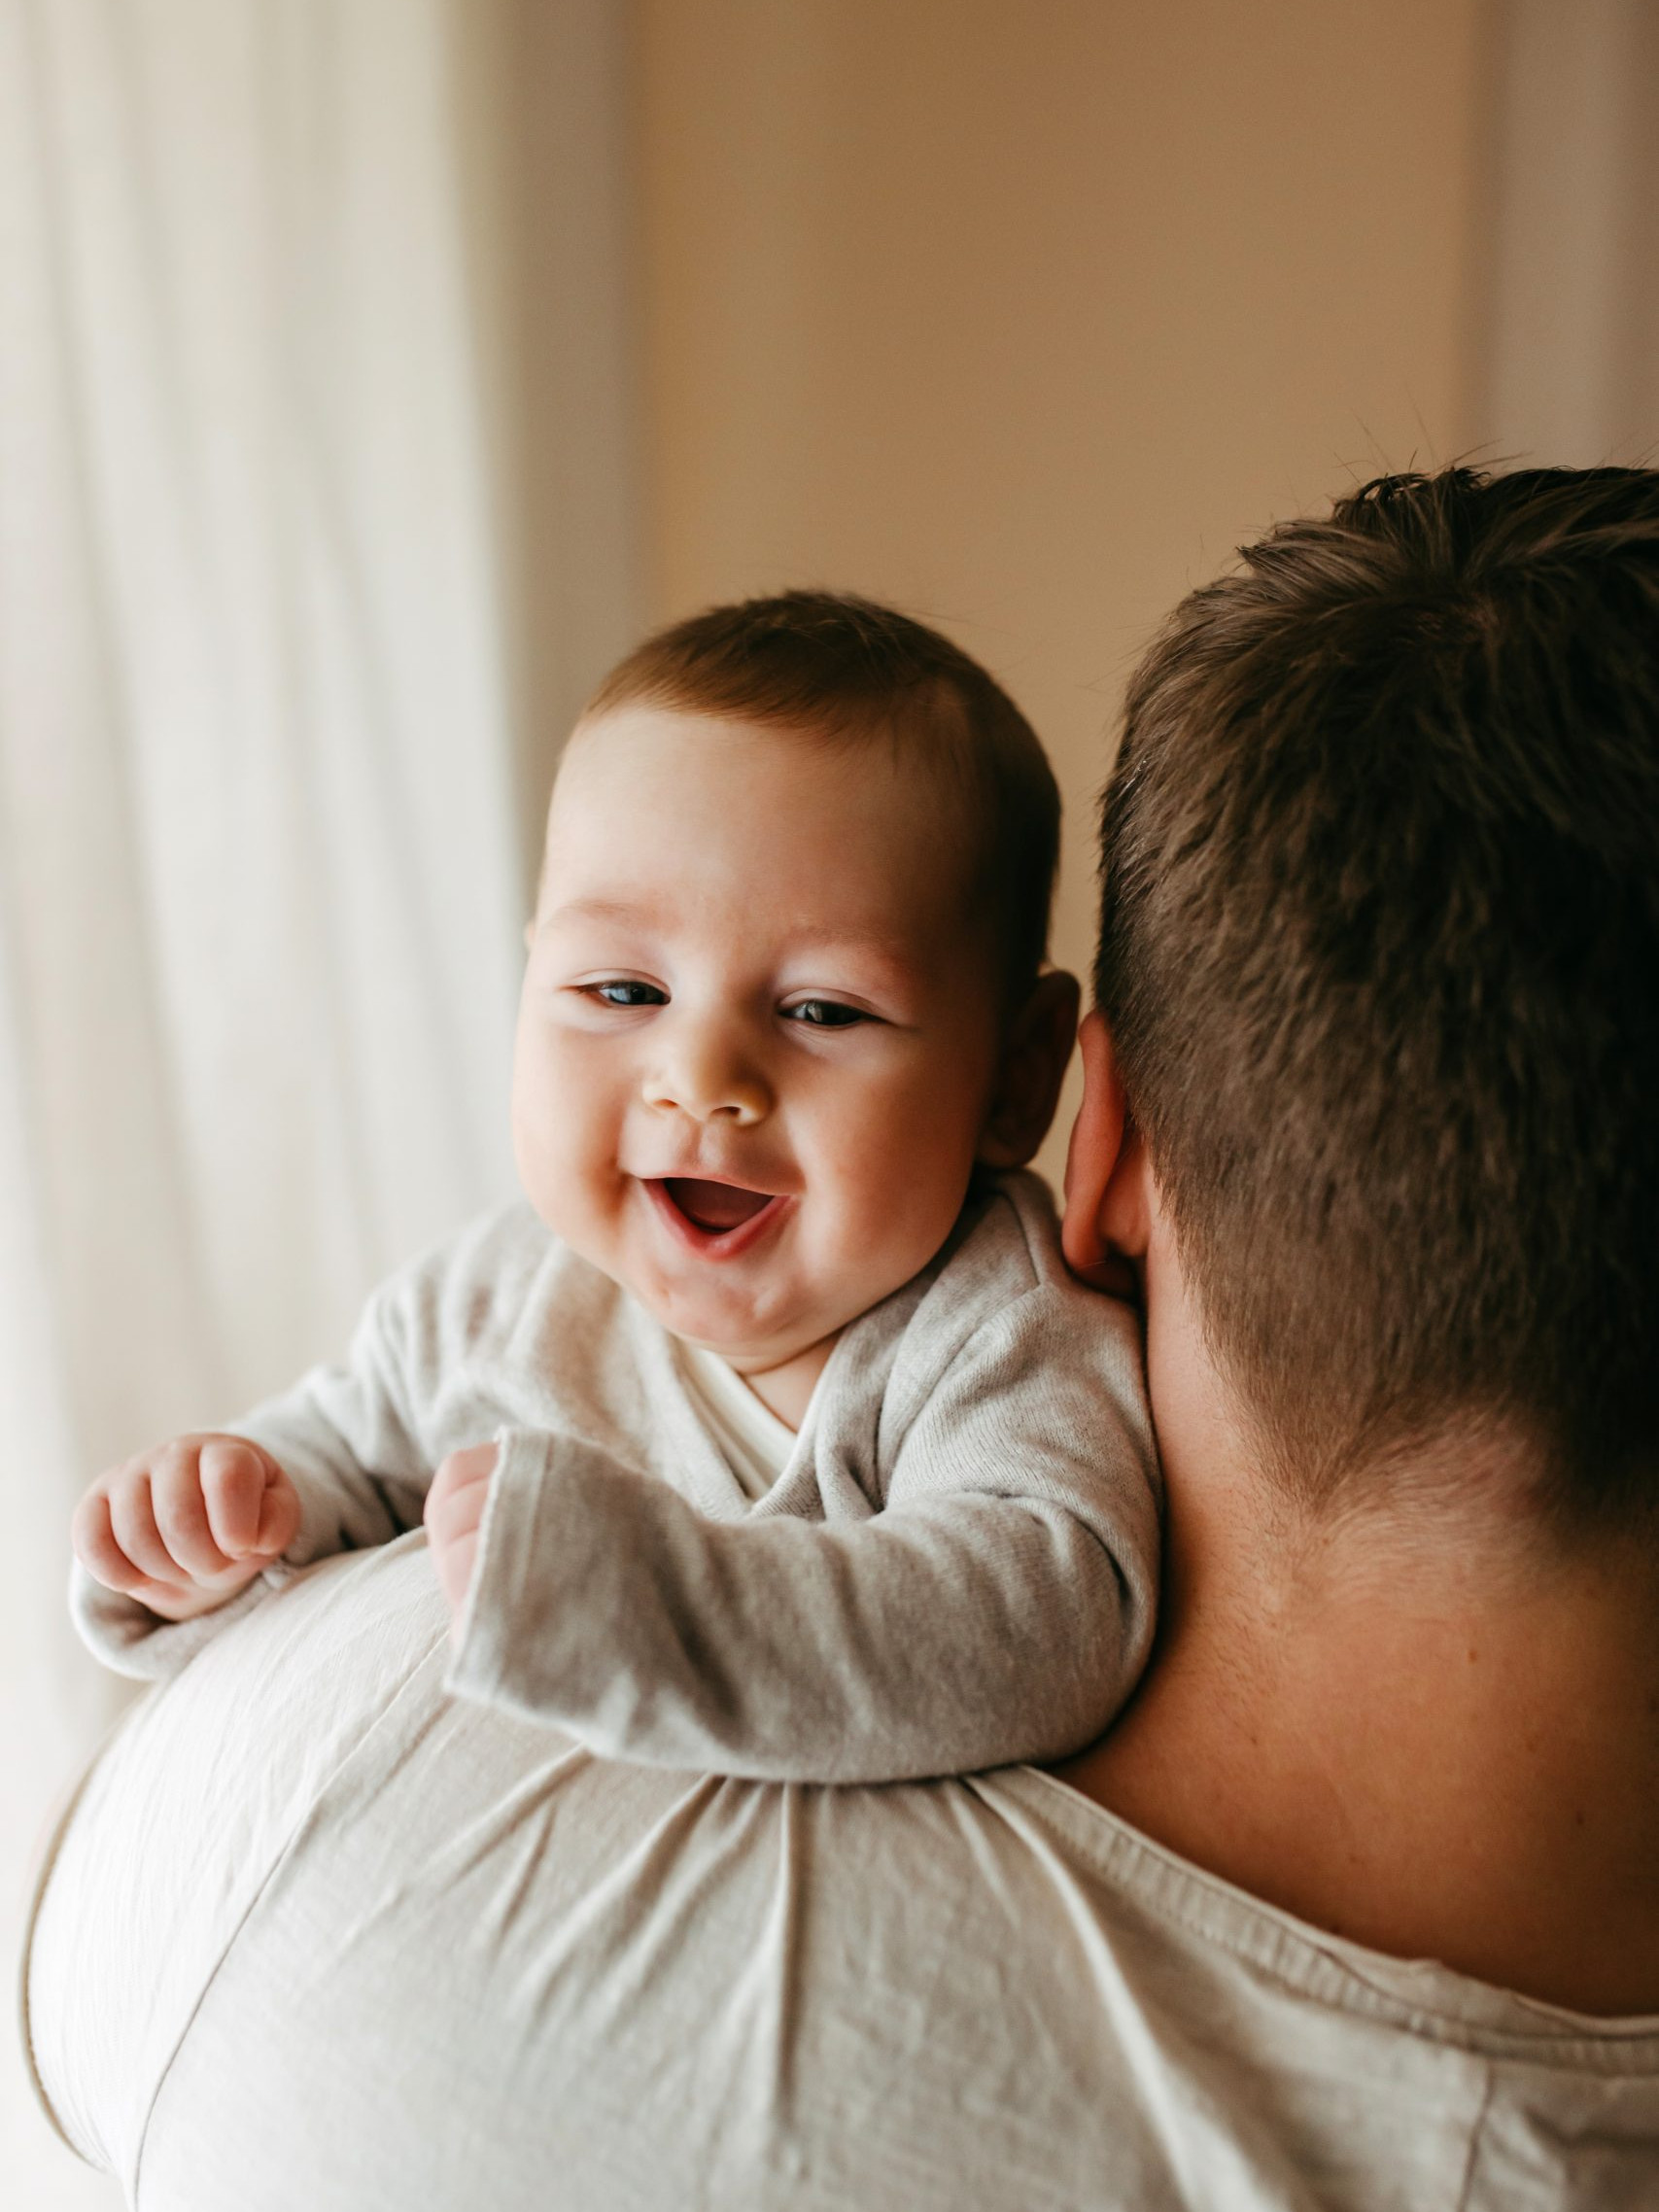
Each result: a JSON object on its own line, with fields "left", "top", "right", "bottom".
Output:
{"left": 628, "top": 1278, "right": 852, "bottom": 1378}
{"left": 652, "top": 1304, "right": 828, "bottom": 1374}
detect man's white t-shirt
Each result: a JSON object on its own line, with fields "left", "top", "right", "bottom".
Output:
{"left": 27, "top": 1533, "right": 1659, "bottom": 2210}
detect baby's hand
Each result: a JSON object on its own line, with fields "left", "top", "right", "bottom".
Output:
{"left": 424, "top": 1442, "right": 498, "bottom": 1638}
{"left": 72, "top": 1434, "right": 300, "bottom": 1623}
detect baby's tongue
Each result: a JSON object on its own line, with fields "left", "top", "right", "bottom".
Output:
{"left": 667, "top": 1178, "right": 771, "bottom": 1233}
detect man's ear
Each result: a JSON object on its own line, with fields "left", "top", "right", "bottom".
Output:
{"left": 1060, "top": 1009, "right": 1147, "bottom": 1294}
{"left": 976, "top": 970, "right": 1083, "bottom": 1170}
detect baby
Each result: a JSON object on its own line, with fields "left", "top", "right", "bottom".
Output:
{"left": 71, "top": 594, "right": 1159, "bottom": 1782}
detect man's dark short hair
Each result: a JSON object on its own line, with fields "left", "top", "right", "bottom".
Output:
{"left": 585, "top": 590, "right": 1060, "bottom": 1006}
{"left": 1096, "top": 467, "right": 1659, "bottom": 1525}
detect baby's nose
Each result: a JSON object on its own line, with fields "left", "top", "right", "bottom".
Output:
{"left": 644, "top": 1028, "right": 771, "bottom": 1126}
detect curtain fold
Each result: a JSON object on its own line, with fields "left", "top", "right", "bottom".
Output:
{"left": 1, "top": 2, "right": 529, "bottom": 2195}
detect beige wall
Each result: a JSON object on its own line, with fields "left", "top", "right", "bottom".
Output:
{"left": 636, "top": 0, "right": 1493, "bottom": 1171}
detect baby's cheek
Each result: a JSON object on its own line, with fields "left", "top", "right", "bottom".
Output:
{"left": 524, "top": 1146, "right": 620, "bottom": 1254}
{"left": 510, "top": 1111, "right": 563, "bottom": 1227}
{"left": 513, "top": 1098, "right": 599, "bottom": 1236}
{"left": 833, "top": 1126, "right": 975, "bottom": 1284}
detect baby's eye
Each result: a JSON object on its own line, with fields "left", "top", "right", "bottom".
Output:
{"left": 781, "top": 998, "right": 866, "bottom": 1028}
{"left": 587, "top": 981, "right": 668, "bottom": 1008}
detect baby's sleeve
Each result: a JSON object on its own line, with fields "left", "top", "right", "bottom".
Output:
{"left": 447, "top": 1211, "right": 1161, "bottom": 1782}
{"left": 70, "top": 1267, "right": 435, "bottom": 1680}
{"left": 861, "top": 1277, "right": 1162, "bottom": 1770}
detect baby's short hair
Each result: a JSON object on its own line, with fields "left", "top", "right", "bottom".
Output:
{"left": 584, "top": 591, "right": 1060, "bottom": 1005}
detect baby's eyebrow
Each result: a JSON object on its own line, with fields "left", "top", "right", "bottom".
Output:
{"left": 538, "top": 900, "right": 916, "bottom": 966}
{"left": 778, "top": 934, "right": 932, "bottom": 993}
{"left": 536, "top": 896, "right": 656, "bottom": 933}
{"left": 776, "top": 922, "right": 916, "bottom": 961}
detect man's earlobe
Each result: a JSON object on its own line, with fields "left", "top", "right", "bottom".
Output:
{"left": 977, "top": 971, "right": 1083, "bottom": 1170}
{"left": 1060, "top": 1010, "right": 1142, "bottom": 1292}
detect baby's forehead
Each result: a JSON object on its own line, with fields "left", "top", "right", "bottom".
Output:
{"left": 557, "top": 698, "right": 960, "bottom": 783}
{"left": 548, "top": 704, "right": 984, "bottom": 858}
{"left": 539, "top": 707, "right": 997, "bottom": 951}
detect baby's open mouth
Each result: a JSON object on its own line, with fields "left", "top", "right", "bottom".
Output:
{"left": 660, "top": 1178, "right": 777, "bottom": 1234}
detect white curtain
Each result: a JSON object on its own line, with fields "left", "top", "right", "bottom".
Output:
{"left": 0, "top": 2, "right": 533, "bottom": 2197}
{"left": 1478, "top": 0, "right": 1659, "bottom": 465}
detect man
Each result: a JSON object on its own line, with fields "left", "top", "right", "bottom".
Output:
{"left": 26, "top": 467, "right": 1659, "bottom": 2207}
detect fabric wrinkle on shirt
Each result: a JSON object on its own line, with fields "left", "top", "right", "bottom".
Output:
{"left": 26, "top": 1534, "right": 1659, "bottom": 2211}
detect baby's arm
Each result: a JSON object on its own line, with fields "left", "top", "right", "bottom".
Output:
{"left": 73, "top": 1434, "right": 300, "bottom": 1623}
{"left": 441, "top": 1264, "right": 1159, "bottom": 1782}
{"left": 70, "top": 1273, "right": 432, "bottom": 1677}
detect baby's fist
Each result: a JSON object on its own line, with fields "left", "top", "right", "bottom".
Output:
{"left": 73, "top": 1434, "right": 300, "bottom": 1623}
{"left": 424, "top": 1442, "right": 499, "bottom": 1635}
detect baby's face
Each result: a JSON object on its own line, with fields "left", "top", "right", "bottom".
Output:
{"left": 513, "top": 705, "right": 1008, "bottom": 1378}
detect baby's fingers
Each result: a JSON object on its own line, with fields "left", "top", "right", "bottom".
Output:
{"left": 426, "top": 1443, "right": 498, "bottom": 1534}
{"left": 196, "top": 1434, "right": 297, "bottom": 1564}
{"left": 251, "top": 1463, "right": 301, "bottom": 1558}
{"left": 151, "top": 1446, "right": 240, "bottom": 1580}
{"left": 198, "top": 1438, "right": 282, "bottom": 1559}
{"left": 106, "top": 1471, "right": 190, "bottom": 1590}
{"left": 72, "top": 1490, "right": 199, "bottom": 1613}
{"left": 71, "top": 1487, "right": 158, "bottom": 1598}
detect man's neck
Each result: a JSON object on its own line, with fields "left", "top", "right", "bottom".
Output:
{"left": 1062, "top": 1428, "right": 1659, "bottom": 2017}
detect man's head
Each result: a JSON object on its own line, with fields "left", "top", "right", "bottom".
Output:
{"left": 1071, "top": 467, "right": 1659, "bottom": 1529}
{"left": 514, "top": 591, "right": 1077, "bottom": 1376}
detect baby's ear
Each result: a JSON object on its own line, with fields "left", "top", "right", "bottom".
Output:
{"left": 977, "top": 971, "right": 1082, "bottom": 1170}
